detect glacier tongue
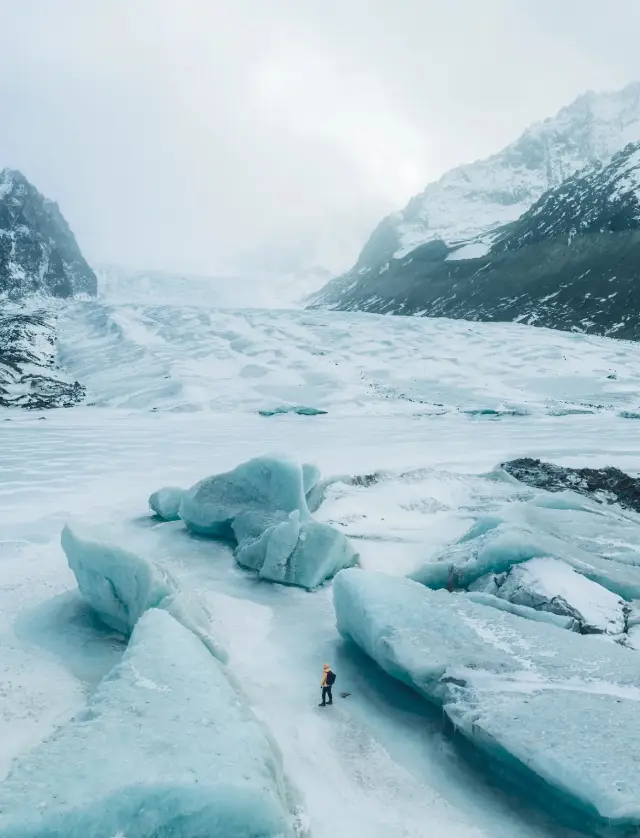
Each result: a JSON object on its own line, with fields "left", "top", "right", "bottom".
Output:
{"left": 333, "top": 568, "right": 640, "bottom": 827}
{"left": 0, "top": 608, "right": 293, "bottom": 838}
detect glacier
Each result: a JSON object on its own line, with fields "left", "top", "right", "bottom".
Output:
{"left": 61, "top": 524, "right": 227, "bottom": 662}
{"left": 333, "top": 568, "right": 640, "bottom": 828}
{"left": 0, "top": 608, "right": 293, "bottom": 838}
{"left": 177, "top": 456, "right": 357, "bottom": 588}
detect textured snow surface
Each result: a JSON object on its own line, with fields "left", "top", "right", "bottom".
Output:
{"left": 55, "top": 300, "right": 640, "bottom": 417}
{"left": 334, "top": 569, "right": 640, "bottom": 826}
{"left": 0, "top": 608, "right": 292, "bottom": 838}
{"left": 4, "top": 303, "right": 640, "bottom": 836}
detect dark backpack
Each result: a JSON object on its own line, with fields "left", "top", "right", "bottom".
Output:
{"left": 326, "top": 670, "right": 336, "bottom": 686}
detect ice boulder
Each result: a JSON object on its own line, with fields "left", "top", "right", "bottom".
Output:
{"left": 412, "top": 508, "right": 640, "bottom": 604}
{"left": 0, "top": 609, "right": 294, "bottom": 838}
{"left": 179, "top": 456, "right": 313, "bottom": 539}
{"left": 149, "top": 486, "right": 184, "bottom": 521}
{"left": 333, "top": 569, "right": 640, "bottom": 828}
{"left": 236, "top": 511, "right": 358, "bottom": 589}
{"left": 178, "top": 456, "right": 356, "bottom": 588}
{"left": 61, "top": 525, "right": 227, "bottom": 662}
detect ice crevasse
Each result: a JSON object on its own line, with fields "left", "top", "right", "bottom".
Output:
{"left": 333, "top": 568, "right": 640, "bottom": 828}
{"left": 153, "top": 455, "right": 358, "bottom": 589}
{"left": 0, "top": 609, "right": 294, "bottom": 838}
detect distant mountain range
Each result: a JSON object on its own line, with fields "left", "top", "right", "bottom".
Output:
{"left": 310, "top": 83, "right": 640, "bottom": 340}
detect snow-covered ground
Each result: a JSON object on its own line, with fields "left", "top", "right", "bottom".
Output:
{"left": 2, "top": 300, "right": 640, "bottom": 836}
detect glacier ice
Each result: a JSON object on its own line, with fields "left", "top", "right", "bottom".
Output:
{"left": 469, "top": 556, "right": 625, "bottom": 635}
{"left": 0, "top": 608, "right": 293, "bottom": 838}
{"left": 333, "top": 568, "right": 640, "bottom": 827}
{"left": 179, "top": 455, "right": 312, "bottom": 540}
{"left": 236, "top": 510, "right": 358, "bottom": 589}
{"left": 61, "top": 525, "right": 227, "bottom": 662}
{"left": 148, "top": 486, "right": 184, "bottom": 521}
{"left": 258, "top": 405, "right": 328, "bottom": 416}
{"left": 411, "top": 499, "right": 640, "bottom": 624}
{"left": 463, "top": 590, "right": 578, "bottom": 630}
{"left": 178, "top": 456, "right": 357, "bottom": 588}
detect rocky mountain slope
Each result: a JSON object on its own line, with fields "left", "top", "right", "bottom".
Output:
{"left": 310, "top": 83, "right": 640, "bottom": 338}
{"left": 0, "top": 303, "right": 85, "bottom": 409}
{"left": 311, "top": 140, "right": 640, "bottom": 338}
{"left": 0, "top": 169, "right": 96, "bottom": 299}
{"left": 0, "top": 169, "right": 95, "bottom": 408}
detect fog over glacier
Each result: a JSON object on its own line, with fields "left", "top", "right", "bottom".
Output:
{"left": 2, "top": 0, "right": 640, "bottom": 276}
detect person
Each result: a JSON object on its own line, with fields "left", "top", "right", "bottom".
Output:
{"left": 319, "top": 663, "right": 335, "bottom": 706}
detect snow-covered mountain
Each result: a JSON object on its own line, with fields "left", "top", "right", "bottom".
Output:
{"left": 312, "top": 139, "right": 640, "bottom": 338}
{"left": 0, "top": 169, "right": 96, "bottom": 299}
{"left": 495, "top": 140, "right": 640, "bottom": 250}
{"left": 311, "top": 82, "right": 640, "bottom": 332}
{"left": 0, "top": 170, "right": 96, "bottom": 407}
{"left": 392, "top": 82, "right": 640, "bottom": 257}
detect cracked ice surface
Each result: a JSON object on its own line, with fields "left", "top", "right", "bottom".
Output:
{"left": 334, "top": 568, "right": 640, "bottom": 828}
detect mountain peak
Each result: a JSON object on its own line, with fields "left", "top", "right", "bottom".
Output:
{"left": 346, "top": 81, "right": 640, "bottom": 269}
{"left": 0, "top": 169, "right": 96, "bottom": 299}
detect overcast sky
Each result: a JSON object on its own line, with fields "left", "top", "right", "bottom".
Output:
{"left": 1, "top": 1, "right": 640, "bottom": 276}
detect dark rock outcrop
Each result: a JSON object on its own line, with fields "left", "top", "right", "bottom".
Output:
{"left": 0, "top": 169, "right": 96, "bottom": 299}
{"left": 0, "top": 308, "right": 85, "bottom": 409}
{"left": 502, "top": 458, "right": 640, "bottom": 514}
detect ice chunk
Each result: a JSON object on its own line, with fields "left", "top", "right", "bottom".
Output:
{"left": 61, "top": 524, "right": 174, "bottom": 636}
{"left": 179, "top": 455, "right": 312, "bottom": 540}
{"left": 412, "top": 510, "right": 640, "bottom": 601}
{"left": 149, "top": 486, "right": 184, "bottom": 521}
{"left": 333, "top": 568, "right": 640, "bottom": 826}
{"left": 258, "top": 405, "right": 328, "bottom": 416}
{"left": 0, "top": 609, "right": 293, "bottom": 838}
{"left": 236, "top": 511, "right": 359, "bottom": 589}
{"left": 179, "top": 456, "right": 356, "bottom": 588}
{"left": 470, "top": 557, "right": 626, "bottom": 635}
{"left": 61, "top": 525, "right": 227, "bottom": 662}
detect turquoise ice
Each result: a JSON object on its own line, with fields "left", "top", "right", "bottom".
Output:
{"left": 178, "top": 456, "right": 357, "bottom": 588}
{"left": 61, "top": 524, "right": 227, "bottom": 662}
{"left": 0, "top": 609, "right": 293, "bottom": 838}
{"left": 333, "top": 568, "right": 640, "bottom": 827}
{"left": 148, "top": 486, "right": 184, "bottom": 521}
